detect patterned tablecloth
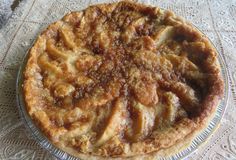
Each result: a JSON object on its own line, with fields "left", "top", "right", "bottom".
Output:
{"left": 0, "top": 0, "right": 236, "bottom": 159}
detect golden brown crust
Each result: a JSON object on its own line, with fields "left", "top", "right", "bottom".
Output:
{"left": 23, "top": 1, "right": 224, "bottom": 159}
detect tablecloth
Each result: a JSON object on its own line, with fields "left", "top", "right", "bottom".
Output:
{"left": 0, "top": 0, "right": 236, "bottom": 159}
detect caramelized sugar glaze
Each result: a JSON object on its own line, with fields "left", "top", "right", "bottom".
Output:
{"left": 23, "top": 1, "right": 223, "bottom": 158}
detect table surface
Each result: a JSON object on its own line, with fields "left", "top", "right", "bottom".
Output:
{"left": 0, "top": 0, "right": 236, "bottom": 159}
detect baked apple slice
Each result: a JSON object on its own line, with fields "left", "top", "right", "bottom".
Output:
{"left": 95, "top": 98, "right": 127, "bottom": 147}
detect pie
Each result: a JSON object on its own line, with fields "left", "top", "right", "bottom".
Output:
{"left": 23, "top": 1, "right": 224, "bottom": 159}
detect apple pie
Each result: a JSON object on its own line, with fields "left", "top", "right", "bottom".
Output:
{"left": 23, "top": 1, "right": 224, "bottom": 159}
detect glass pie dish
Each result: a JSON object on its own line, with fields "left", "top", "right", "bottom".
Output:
{"left": 16, "top": 7, "right": 229, "bottom": 160}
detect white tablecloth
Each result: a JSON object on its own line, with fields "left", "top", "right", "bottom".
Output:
{"left": 0, "top": 0, "right": 236, "bottom": 159}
